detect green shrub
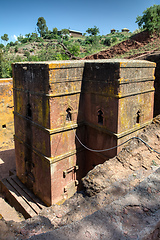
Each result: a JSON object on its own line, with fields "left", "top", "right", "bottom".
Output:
{"left": 63, "top": 35, "right": 69, "bottom": 41}
{"left": 68, "top": 44, "right": 80, "bottom": 56}
{"left": 21, "top": 38, "right": 28, "bottom": 44}
{"left": 14, "top": 55, "right": 22, "bottom": 62}
{"left": 24, "top": 51, "right": 30, "bottom": 58}
{"left": 15, "top": 46, "right": 18, "bottom": 53}
{"left": 36, "top": 37, "right": 44, "bottom": 42}
{"left": 112, "top": 37, "right": 117, "bottom": 43}
{"left": 103, "top": 37, "right": 112, "bottom": 46}
{"left": 27, "top": 55, "right": 40, "bottom": 61}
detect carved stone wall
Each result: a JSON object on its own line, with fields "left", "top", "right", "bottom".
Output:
{"left": 12, "top": 59, "right": 156, "bottom": 205}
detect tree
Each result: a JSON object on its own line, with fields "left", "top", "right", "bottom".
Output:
{"left": 52, "top": 27, "right": 58, "bottom": 35}
{"left": 43, "top": 30, "right": 53, "bottom": 39}
{"left": 36, "top": 17, "right": 48, "bottom": 37}
{"left": 9, "top": 41, "right": 15, "bottom": 46}
{"left": 1, "top": 34, "right": 9, "bottom": 45}
{"left": 15, "top": 46, "right": 18, "bottom": 53}
{"left": 103, "top": 37, "right": 112, "bottom": 46}
{"left": 30, "top": 32, "right": 38, "bottom": 41}
{"left": 25, "top": 33, "right": 31, "bottom": 38}
{"left": 86, "top": 26, "right": 100, "bottom": 36}
{"left": 17, "top": 34, "right": 24, "bottom": 43}
{"left": 136, "top": 4, "right": 160, "bottom": 33}
{"left": 51, "top": 27, "right": 58, "bottom": 39}
{"left": 61, "top": 28, "right": 69, "bottom": 36}
{"left": 0, "top": 50, "right": 3, "bottom": 78}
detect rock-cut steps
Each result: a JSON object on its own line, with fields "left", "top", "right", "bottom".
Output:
{"left": 0, "top": 174, "right": 45, "bottom": 219}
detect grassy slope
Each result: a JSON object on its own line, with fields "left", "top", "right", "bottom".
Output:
{"left": 83, "top": 31, "right": 160, "bottom": 60}
{"left": 1, "top": 31, "right": 160, "bottom": 78}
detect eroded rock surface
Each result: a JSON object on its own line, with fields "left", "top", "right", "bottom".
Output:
{"left": 29, "top": 168, "right": 160, "bottom": 240}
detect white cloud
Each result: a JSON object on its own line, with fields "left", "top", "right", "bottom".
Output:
{"left": 11, "top": 35, "right": 18, "bottom": 41}
{"left": 14, "top": 35, "right": 17, "bottom": 40}
{"left": 13, "top": 35, "right": 17, "bottom": 41}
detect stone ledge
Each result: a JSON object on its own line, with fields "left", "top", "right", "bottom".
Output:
{"left": 14, "top": 134, "right": 84, "bottom": 164}
{"left": 12, "top": 59, "right": 156, "bottom": 68}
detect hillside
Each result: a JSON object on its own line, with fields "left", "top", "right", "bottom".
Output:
{"left": 4, "top": 32, "right": 132, "bottom": 60}
{"left": 82, "top": 31, "right": 160, "bottom": 60}
{"left": 0, "top": 30, "right": 149, "bottom": 78}
{"left": 1, "top": 30, "right": 160, "bottom": 79}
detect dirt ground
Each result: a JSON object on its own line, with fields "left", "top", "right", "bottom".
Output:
{"left": 0, "top": 115, "right": 159, "bottom": 239}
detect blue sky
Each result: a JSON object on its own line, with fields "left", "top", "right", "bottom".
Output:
{"left": 0, "top": 0, "right": 160, "bottom": 42}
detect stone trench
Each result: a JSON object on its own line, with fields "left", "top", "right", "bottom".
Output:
{"left": 0, "top": 115, "right": 159, "bottom": 239}
{"left": 0, "top": 58, "right": 160, "bottom": 239}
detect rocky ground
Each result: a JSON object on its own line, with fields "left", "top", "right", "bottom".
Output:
{"left": 28, "top": 167, "right": 160, "bottom": 240}
{"left": 0, "top": 115, "right": 159, "bottom": 239}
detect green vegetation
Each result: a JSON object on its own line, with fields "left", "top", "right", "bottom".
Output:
{"left": 1, "top": 34, "right": 9, "bottom": 45}
{"left": 114, "top": 36, "right": 160, "bottom": 59}
{"left": 136, "top": 4, "right": 160, "bottom": 33}
{"left": 0, "top": 21, "right": 131, "bottom": 77}
{"left": 36, "top": 17, "right": 48, "bottom": 37}
{"left": 86, "top": 26, "right": 100, "bottom": 36}
{"left": 0, "top": 49, "right": 15, "bottom": 78}
{"left": 152, "top": 160, "right": 158, "bottom": 166}
{"left": 1, "top": 4, "right": 160, "bottom": 78}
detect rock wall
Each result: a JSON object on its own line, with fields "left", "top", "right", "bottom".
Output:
{"left": 0, "top": 78, "right": 14, "bottom": 150}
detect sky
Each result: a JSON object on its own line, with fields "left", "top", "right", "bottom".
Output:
{"left": 0, "top": 0, "right": 160, "bottom": 42}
